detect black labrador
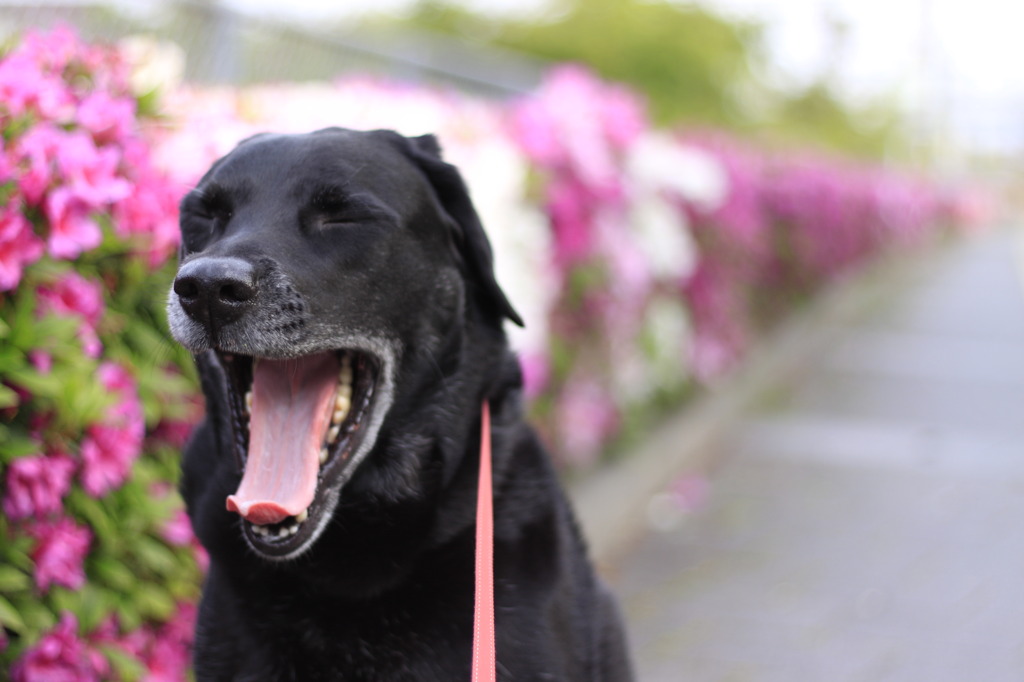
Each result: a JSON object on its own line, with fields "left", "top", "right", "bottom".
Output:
{"left": 167, "top": 128, "right": 633, "bottom": 681}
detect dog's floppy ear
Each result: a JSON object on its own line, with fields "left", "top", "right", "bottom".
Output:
{"left": 398, "top": 132, "right": 524, "bottom": 328}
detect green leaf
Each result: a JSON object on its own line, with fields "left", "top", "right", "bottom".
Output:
{"left": 0, "top": 433, "right": 40, "bottom": 463}
{"left": 3, "top": 541, "right": 33, "bottom": 571}
{"left": 0, "top": 595, "right": 26, "bottom": 633}
{"left": 49, "top": 586, "right": 81, "bottom": 615}
{"left": 92, "top": 557, "right": 136, "bottom": 593}
{"left": 135, "top": 585, "right": 176, "bottom": 621}
{"left": 0, "top": 565, "right": 30, "bottom": 592}
{"left": 0, "top": 383, "right": 19, "bottom": 409}
{"left": 135, "top": 537, "right": 178, "bottom": 576}
{"left": 99, "top": 643, "right": 146, "bottom": 682}
{"left": 116, "top": 599, "right": 141, "bottom": 632}
{"left": 19, "top": 599, "right": 55, "bottom": 631}
{"left": 67, "top": 492, "right": 119, "bottom": 550}
{"left": 74, "top": 584, "right": 108, "bottom": 633}
{"left": 3, "top": 367, "right": 63, "bottom": 400}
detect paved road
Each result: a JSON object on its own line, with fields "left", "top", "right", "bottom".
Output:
{"left": 609, "top": 230, "right": 1024, "bottom": 681}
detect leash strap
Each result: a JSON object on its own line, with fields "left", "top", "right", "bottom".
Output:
{"left": 472, "top": 401, "right": 496, "bottom": 682}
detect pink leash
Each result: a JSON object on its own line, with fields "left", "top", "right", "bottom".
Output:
{"left": 472, "top": 401, "right": 496, "bottom": 682}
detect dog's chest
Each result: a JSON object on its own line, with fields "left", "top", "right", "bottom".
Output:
{"left": 207, "top": 588, "right": 475, "bottom": 681}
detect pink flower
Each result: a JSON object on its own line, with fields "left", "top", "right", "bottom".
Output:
{"left": 37, "top": 272, "right": 105, "bottom": 357}
{"left": 28, "top": 350, "right": 53, "bottom": 373}
{"left": 150, "top": 418, "right": 196, "bottom": 449}
{"left": 555, "top": 376, "right": 619, "bottom": 465}
{"left": 12, "top": 612, "right": 108, "bottom": 682}
{"left": 0, "top": 51, "right": 73, "bottom": 122}
{"left": 80, "top": 425, "right": 137, "bottom": 496}
{"left": 99, "top": 603, "right": 196, "bottom": 682}
{"left": 142, "top": 602, "right": 196, "bottom": 681}
{"left": 37, "top": 272, "right": 104, "bottom": 325}
{"left": 15, "top": 123, "right": 63, "bottom": 205}
{"left": 28, "top": 517, "right": 92, "bottom": 592}
{"left": 161, "top": 508, "right": 196, "bottom": 547}
{"left": 17, "top": 127, "right": 131, "bottom": 258}
{"left": 96, "top": 361, "right": 136, "bottom": 394}
{"left": 3, "top": 452, "right": 76, "bottom": 520}
{"left": 0, "top": 206, "right": 44, "bottom": 291}
{"left": 547, "top": 178, "right": 594, "bottom": 268}
{"left": 79, "top": 362, "right": 143, "bottom": 496}
{"left": 112, "top": 174, "right": 182, "bottom": 266}
{"left": 43, "top": 186, "right": 102, "bottom": 259}
{"left": 682, "top": 261, "right": 747, "bottom": 381}
{"left": 140, "top": 634, "right": 192, "bottom": 682}
{"left": 18, "top": 25, "right": 82, "bottom": 76}
{"left": 512, "top": 65, "right": 645, "bottom": 196}
{"left": 54, "top": 131, "right": 131, "bottom": 208}
{"left": 76, "top": 91, "right": 136, "bottom": 145}
{"left": 519, "top": 352, "right": 550, "bottom": 399}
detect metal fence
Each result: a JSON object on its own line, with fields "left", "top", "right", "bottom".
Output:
{"left": 0, "top": 1, "right": 546, "bottom": 97}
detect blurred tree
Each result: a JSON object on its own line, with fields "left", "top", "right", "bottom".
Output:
{"left": 389, "top": 0, "right": 906, "bottom": 159}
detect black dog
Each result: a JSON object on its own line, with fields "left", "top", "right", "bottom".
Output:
{"left": 167, "top": 128, "right": 633, "bottom": 681}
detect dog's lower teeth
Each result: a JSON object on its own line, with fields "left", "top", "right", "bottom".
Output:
{"left": 327, "top": 425, "right": 340, "bottom": 443}
{"left": 245, "top": 391, "right": 253, "bottom": 412}
{"left": 295, "top": 509, "right": 308, "bottom": 523}
{"left": 319, "top": 447, "right": 328, "bottom": 465}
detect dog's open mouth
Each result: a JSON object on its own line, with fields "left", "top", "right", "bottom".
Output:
{"left": 216, "top": 350, "right": 379, "bottom": 558}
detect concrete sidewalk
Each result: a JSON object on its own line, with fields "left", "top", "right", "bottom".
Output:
{"left": 605, "top": 229, "right": 1024, "bottom": 681}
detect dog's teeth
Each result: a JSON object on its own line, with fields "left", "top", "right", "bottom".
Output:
{"left": 288, "top": 525, "right": 298, "bottom": 536}
{"left": 295, "top": 509, "right": 308, "bottom": 523}
{"left": 252, "top": 524, "right": 268, "bottom": 536}
{"left": 319, "top": 447, "right": 329, "bottom": 465}
{"left": 332, "top": 397, "right": 349, "bottom": 425}
{"left": 245, "top": 391, "right": 253, "bottom": 412}
{"left": 327, "top": 424, "right": 340, "bottom": 444}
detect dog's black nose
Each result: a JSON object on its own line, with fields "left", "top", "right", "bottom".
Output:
{"left": 174, "top": 257, "right": 257, "bottom": 325}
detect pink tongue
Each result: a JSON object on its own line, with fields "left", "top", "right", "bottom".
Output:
{"left": 226, "top": 354, "right": 339, "bottom": 525}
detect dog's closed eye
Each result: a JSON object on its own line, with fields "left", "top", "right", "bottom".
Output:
{"left": 185, "top": 183, "right": 235, "bottom": 222}
{"left": 308, "top": 186, "right": 396, "bottom": 230}
{"left": 180, "top": 186, "right": 236, "bottom": 254}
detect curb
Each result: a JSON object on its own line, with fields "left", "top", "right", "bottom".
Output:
{"left": 568, "top": 245, "right": 952, "bottom": 567}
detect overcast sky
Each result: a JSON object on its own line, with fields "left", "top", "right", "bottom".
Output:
{"left": 222, "top": 0, "right": 1023, "bottom": 154}
{"left": 711, "top": 0, "right": 1023, "bottom": 153}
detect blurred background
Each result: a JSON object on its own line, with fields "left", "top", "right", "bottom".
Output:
{"left": 1, "top": 1, "right": 1021, "bottom": 680}
{"left": 2, "top": 0, "right": 1021, "bottom": 171}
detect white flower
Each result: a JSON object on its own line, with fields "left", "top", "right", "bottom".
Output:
{"left": 119, "top": 36, "right": 186, "bottom": 99}
{"left": 626, "top": 132, "right": 728, "bottom": 210}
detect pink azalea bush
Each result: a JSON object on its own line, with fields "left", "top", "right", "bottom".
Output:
{"left": 0, "top": 28, "right": 202, "bottom": 678}
{"left": 509, "top": 71, "right": 988, "bottom": 459}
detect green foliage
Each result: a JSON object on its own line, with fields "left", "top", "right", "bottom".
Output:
{"left": 391, "top": 0, "right": 906, "bottom": 158}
